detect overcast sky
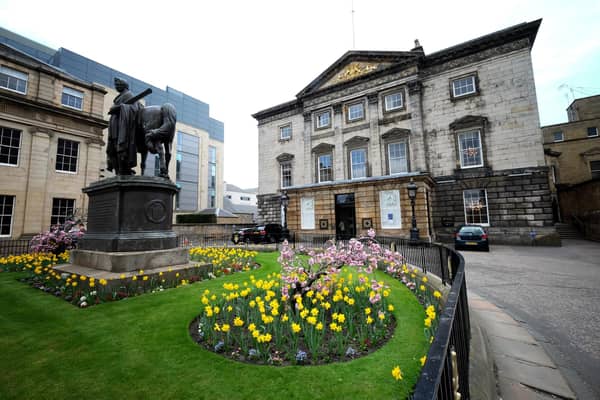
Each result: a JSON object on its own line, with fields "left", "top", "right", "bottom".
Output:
{"left": 1, "top": 0, "right": 599, "bottom": 188}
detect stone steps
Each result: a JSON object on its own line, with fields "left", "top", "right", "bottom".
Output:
{"left": 554, "top": 223, "right": 584, "bottom": 240}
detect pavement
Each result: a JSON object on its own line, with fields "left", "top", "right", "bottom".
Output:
{"left": 461, "top": 239, "right": 600, "bottom": 400}
{"left": 469, "top": 292, "right": 577, "bottom": 399}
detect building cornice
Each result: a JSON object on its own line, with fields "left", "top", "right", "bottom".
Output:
{"left": 0, "top": 91, "right": 108, "bottom": 128}
{"left": 423, "top": 19, "right": 541, "bottom": 68}
{"left": 252, "top": 99, "right": 302, "bottom": 122}
{"left": 1, "top": 43, "right": 107, "bottom": 94}
{"left": 282, "top": 171, "right": 433, "bottom": 192}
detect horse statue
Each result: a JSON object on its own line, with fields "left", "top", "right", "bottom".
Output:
{"left": 138, "top": 103, "right": 177, "bottom": 178}
{"left": 107, "top": 78, "right": 176, "bottom": 179}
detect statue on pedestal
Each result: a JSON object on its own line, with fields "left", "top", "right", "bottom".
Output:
{"left": 106, "top": 77, "right": 176, "bottom": 179}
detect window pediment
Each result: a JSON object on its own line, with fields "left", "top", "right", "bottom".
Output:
{"left": 449, "top": 115, "right": 488, "bottom": 131}
{"left": 276, "top": 153, "right": 295, "bottom": 162}
{"left": 312, "top": 143, "right": 335, "bottom": 154}
{"left": 581, "top": 147, "right": 600, "bottom": 159}
{"left": 344, "top": 136, "right": 369, "bottom": 147}
{"left": 381, "top": 128, "right": 411, "bottom": 141}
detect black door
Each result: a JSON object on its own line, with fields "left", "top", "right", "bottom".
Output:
{"left": 335, "top": 193, "right": 356, "bottom": 240}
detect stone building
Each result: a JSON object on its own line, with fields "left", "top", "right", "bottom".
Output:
{"left": 542, "top": 94, "right": 600, "bottom": 224}
{"left": 0, "top": 27, "right": 225, "bottom": 228}
{"left": 253, "top": 19, "right": 557, "bottom": 244}
{"left": 223, "top": 183, "right": 257, "bottom": 223}
{"left": 0, "top": 43, "right": 107, "bottom": 238}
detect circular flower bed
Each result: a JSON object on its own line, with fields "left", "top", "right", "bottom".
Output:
{"left": 190, "top": 270, "right": 397, "bottom": 365}
{"left": 189, "top": 233, "right": 437, "bottom": 366}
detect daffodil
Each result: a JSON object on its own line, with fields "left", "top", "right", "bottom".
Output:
{"left": 392, "top": 366, "right": 403, "bottom": 381}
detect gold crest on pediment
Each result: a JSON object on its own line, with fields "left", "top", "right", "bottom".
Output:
{"left": 337, "top": 62, "right": 378, "bottom": 81}
{"left": 320, "top": 62, "right": 390, "bottom": 89}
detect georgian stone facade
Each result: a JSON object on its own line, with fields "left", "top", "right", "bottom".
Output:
{"left": 542, "top": 94, "right": 600, "bottom": 224}
{"left": 254, "top": 19, "right": 558, "bottom": 244}
{"left": 0, "top": 43, "right": 107, "bottom": 238}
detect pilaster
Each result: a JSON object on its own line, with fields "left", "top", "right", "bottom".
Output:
{"left": 407, "top": 80, "right": 428, "bottom": 172}
{"left": 22, "top": 128, "right": 52, "bottom": 234}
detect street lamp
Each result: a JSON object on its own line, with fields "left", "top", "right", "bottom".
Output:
{"left": 280, "top": 192, "right": 290, "bottom": 244}
{"left": 407, "top": 179, "right": 420, "bottom": 242}
{"left": 280, "top": 192, "right": 289, "bottom": 229}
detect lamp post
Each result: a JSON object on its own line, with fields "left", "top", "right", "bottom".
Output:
{"left": 407, "top": 179, "right": 420, "bottom": 242}
{"left": 280, "top": 191, "right": 289, "bottom": 234}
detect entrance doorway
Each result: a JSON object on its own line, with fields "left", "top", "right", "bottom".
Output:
{"left": 335, "top": 193, "right": 356, "bottom": 240}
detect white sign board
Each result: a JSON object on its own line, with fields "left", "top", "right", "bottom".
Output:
{"left": 301, "top": 197, "right": 315, "bottom": 229}
{"left": 380, "top": 190, "right": 401, "bottom": 229}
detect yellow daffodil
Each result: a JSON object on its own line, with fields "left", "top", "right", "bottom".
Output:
{"left": 392, "top": 366, "right": 403, "bottom": 381}
{"left": 292, "top": 323, "right": 301, "bottom": 333}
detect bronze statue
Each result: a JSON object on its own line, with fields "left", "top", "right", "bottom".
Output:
{"left": 140, "top": 103, "right": 177, "bottom": 178}
{"left": 106, "top": 77, "right": 176, "bottom": 179}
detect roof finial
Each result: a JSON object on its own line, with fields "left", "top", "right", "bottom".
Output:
{"left": 411, "top": 39, "right": 424, "bottom": 53}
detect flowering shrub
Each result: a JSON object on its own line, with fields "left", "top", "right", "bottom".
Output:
{"left": 279, "top": 229, "right": 400, "bottom": 301}
{"left": 29, "top": 223, "right": 81, "bottom": 254}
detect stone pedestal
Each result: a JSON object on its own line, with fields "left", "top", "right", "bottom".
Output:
{"left": 71, "top": 175, "right": 188, "bottom": 273}
{"left": 70, "top": 247, "right": 189, "bottom": 273}
{"left": 78, "top": 175, "right": 179, "bottom": 252}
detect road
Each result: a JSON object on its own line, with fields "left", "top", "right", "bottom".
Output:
{"left": 459, "top": 240, "right": 600, "bottom": 400}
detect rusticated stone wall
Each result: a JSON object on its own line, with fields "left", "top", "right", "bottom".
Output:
{"left": 432, "top": 167, "right": 558, "bottom": 244}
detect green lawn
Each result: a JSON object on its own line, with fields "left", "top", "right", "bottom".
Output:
{"left": 0, "top": 252, "right": 427, "bottom": 399}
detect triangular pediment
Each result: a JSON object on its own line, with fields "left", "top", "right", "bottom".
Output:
{"left": 297, "top": 51, "right": 420, "bottom": 98}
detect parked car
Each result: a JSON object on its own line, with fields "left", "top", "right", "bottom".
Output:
{"left": 231, "top": 224, "right": 289, "bottom": 244}
{"left": 231, "top": 228, "right": 255, "bottom": 244}
{"left": 454, "top": 225, "right": 489, "bottom": 251}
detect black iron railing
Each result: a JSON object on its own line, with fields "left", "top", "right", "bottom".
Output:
{"left": 410, "top": 249, "right": 470, "bottom": 399}
{"left": 0, "top": 239, "right": 31, "bottom": 257}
